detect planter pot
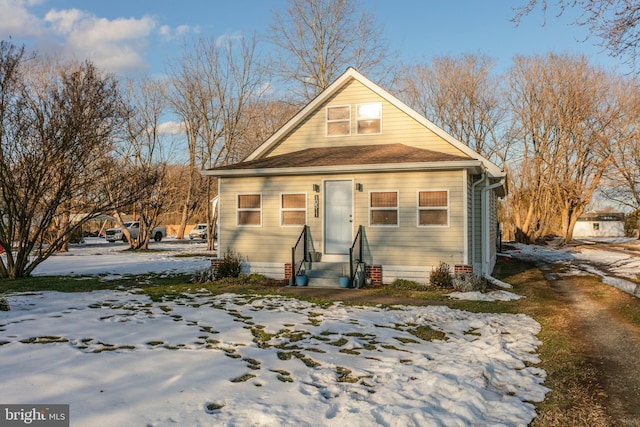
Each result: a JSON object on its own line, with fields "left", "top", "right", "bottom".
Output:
{"left": 309, "top": 251, "right": 322, "bottom": 262}
{"left": 295, "top": 275, "right": 308, "bottom": 286}
{"left": 338, "top": 276, "right": 350, "bottom": 288}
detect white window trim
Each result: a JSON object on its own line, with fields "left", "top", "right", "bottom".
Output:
{"left": 417, "top": 189, "right": 450, "bottom": 228}
{"left": 326, "top": 104, "right": 351, "bottom": 137}
{"left": 356, "top": 102, "right": 382, "bottom": 135}
{"left": 280, "top": 192, "right": 308, "bottom": 227}
{"left": 236, "top": 192, "right": 262, "bottom": 227}
{"left": 368, "top": 189, "right": 399, "bottom": 227}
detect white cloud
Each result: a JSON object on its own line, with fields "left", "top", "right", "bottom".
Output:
{"left": 0, "top": 2, "right": 196, "bottom": 76}
{"left": 43, "top": 9, "right": 157, "bottom": 74}
{"left": 157, "top": 120, "right": 185, "bottom": 135}
{"left": 43, "top": 8, "right": 86, "bottom": 34}
{"left": 0, "top": 0, "right": 46, "bottom": 38}
{"left": 159, "top": 23, "right": 197, "bottom": 41}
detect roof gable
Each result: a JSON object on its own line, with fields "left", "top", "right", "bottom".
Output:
{"left": 245, "top": 67, "right": 504, "bottom": 178}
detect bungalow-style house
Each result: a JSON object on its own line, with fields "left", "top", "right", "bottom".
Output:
{"left": 202, "top": 67, "right": 506, "bottom": 286}
{"left": 573, "top": 212, "right": 626, "bottom": 238}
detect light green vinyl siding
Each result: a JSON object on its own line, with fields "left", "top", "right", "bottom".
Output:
{"left": 218, "top": 170, "right": 467, "bottom": 268}
{"left": 471, "top": 180, "right": 483, "bottom": 267}
{"left": 266, "top": 79, "right": 467, "bottom": 158}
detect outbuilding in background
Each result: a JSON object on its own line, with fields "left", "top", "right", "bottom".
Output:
{"left": 573, "top": 212, "right": 626, "bottom": 238}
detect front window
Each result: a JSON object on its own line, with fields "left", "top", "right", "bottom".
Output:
{"left": 418, "top": 190, "right": 449, "bottom": 227}
{"left": 369, "top": 191, "right": 398, "bottom": 226}
{"left": 237, "top": 194, "right": 261, "bottom": 226}
{"left": 357, "top": 102, "right": 381, "bottom": 134}
{"left": 281, "top": 193, "right": 307, "bottom": 226}
{"left": 326, "top": 105, "right": 351, "bottom": 136}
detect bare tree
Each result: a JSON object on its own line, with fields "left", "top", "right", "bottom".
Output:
{"left": 513, "top": 0, "right": 640, "bottom": 71}
{"left": 506, "top": 52, "right": 619, "bottom": 243}
{"left": 168, "top": 33, "right": 268, "bottom": 250}
{"left": 234, "top": 98, "right": 300, "bottom": 162}
{"left": 0, "top": 42, "right": 133, "bottom": 279}
{"left": 269, "top": 0, "right": 393, "bottom": 102}
{"left": 120, "top": 78, "right": 176, "bottom": 250}
{"left": 601, "top": 75, "right": 640, "bottom": 231}
{"left": 166, "top": 50, "right": 207, "bottom": 241}
{"left": 397, "top": 54, "right": 508, "bottom": 166}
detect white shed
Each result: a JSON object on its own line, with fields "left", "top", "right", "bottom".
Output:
{"left": 574, "top": 212, "right": 626, "bottom": 238}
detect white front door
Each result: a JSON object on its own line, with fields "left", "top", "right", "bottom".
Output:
{"left": 324, "top": 180, "right": 353, "bottom": 256}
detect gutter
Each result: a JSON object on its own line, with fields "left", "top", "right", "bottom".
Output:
{"left": 200, "top": 160, "right": 485, "bottom": 178}
{"left": 470, "top": 171, "right": 486, "bottom": 270}
{"left": 481, "top": 177, "right": 506, "bottom": 277}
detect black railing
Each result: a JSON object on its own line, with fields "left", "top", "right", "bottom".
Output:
{"left": 349, "top": 225, "right": 365, "bottom": 287}
{"left": 291, "top": 225, "right": 309, "bottom": 281}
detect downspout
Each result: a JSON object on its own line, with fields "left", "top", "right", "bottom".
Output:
{"left": 471, "top": 171, "right": 486, "bottom": 273}
{"left": 481, "top": 177, "right": 506, "bottom": 277}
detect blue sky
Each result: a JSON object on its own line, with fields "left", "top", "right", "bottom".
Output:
{"left": 0, "top": 0, "right": 627, "bottom": 78}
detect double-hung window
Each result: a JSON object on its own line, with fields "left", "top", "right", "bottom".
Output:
{"left": 369, "top": 191, "right": 398, "bottom": 226}
{"left": 281, "top": 193, "right": 307, "bottom": 226}
{"left": 326, "top": 105, "right": 351, "bottom": 136}
{"left": 418, "top": 190, "right": 449, "bottom": 227}
{"left": 237, "top": 194, "right": 262, "bottom": 226}
{"left": 356, "top": 102, "right": 381, "bottom": 134}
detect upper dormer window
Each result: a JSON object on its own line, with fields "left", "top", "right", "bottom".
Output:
{"left": 326, "top": 105, "right": 351, "bottom": 136}
{"left": 357, "top": 102, "right": 382, "bottom": 134}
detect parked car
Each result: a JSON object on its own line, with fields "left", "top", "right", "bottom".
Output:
{"left": 105, "top": 221, "right": 167, "bottom": 242}
{"left": 189, "top": 223, "right": 216, "bottom": 240}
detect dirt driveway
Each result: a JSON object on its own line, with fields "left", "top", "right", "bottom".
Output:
{"left": 539, "top": 258, "right": 640, "bottom": 427}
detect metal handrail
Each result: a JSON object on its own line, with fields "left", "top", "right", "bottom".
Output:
{"left": 349, "top": 225, "right": 365, "bottom": 286}
{"left": 291, "top": 225, "right": 309, "bottom": 281}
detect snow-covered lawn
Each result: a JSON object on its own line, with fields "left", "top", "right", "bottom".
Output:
{"left": 1, "top": 291, "right": 546, "bottom": 426}
{"left": 507, "top": 237, "right": 640, "bottom": 297}
{"left": 0, "top": 237, "right": 551, "bottom": 426}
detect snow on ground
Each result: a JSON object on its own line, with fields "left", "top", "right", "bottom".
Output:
{"left": 0, "top": 237, "right": 550, "bottom": 426}
{"left": 1, "top": 291, "right": 547, "bottom": 426}
{"left": 505, "top": 237, "right": 640, "bottom": 298}
{"left": 30, "top": 237, "right": 212, "bottom": 278}
{"left": 448, "top": 290, "right": 523, "bottom": 301}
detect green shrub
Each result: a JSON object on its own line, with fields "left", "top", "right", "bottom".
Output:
{"left": 429, "top": 262, "right": 452, "bottom": 287}
{"left": 190, "top": 268, "right": 217, "bottom": 284}
{"left": 215, "top": 250, "right": 243, "bottom": 279}
{"left": 390, "top": 279, "right": 421, "bottom": 290}
{"left": 245, "top": 273, "right": 269, "bottom": 284}
{"left": 452, "top": 273, "right": 488, "bottom": 292}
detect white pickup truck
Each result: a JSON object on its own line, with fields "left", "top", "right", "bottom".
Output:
{"left": 105, "top": 221, "right": 167, "bottom": 243}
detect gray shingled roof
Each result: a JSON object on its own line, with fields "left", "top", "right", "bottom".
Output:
{"left": 209, "top": 143, "right": 472, "bottom": 171}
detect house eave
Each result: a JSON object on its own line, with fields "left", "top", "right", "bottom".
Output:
{"left": 201, "top": 160, "right": 485, "bottom": 178}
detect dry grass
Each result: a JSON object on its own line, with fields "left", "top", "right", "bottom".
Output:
{"left": 491, "top": 259, "right": 612, "bottom": 426}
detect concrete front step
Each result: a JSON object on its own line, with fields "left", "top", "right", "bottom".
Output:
{"left": 300, "top": 261, "right": 351, "bottom": 288}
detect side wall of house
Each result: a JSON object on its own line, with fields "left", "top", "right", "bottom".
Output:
{"left": 470, "top": 179, "right": 483, "bottom": 273}
{"left": 488, "top": 189, "right": 499, "bottom": 274}
{"left": 218, "top": 170, "right": 468, "bottom": 283}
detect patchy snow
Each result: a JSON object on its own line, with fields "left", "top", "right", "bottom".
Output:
{"left": 505, "top": 238, "right": 640, "bottom": 298}
{"left": 30, "top": 237, "right": 212, "bottom": 278}
{"left": 1, "top": 291, "right": 546, "bottom": 427}
{"left": 448, "top": 290, "right": 523, "bottom": 301}
{"left": 0, "top": 237, "right": 549, "bottom": 426}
